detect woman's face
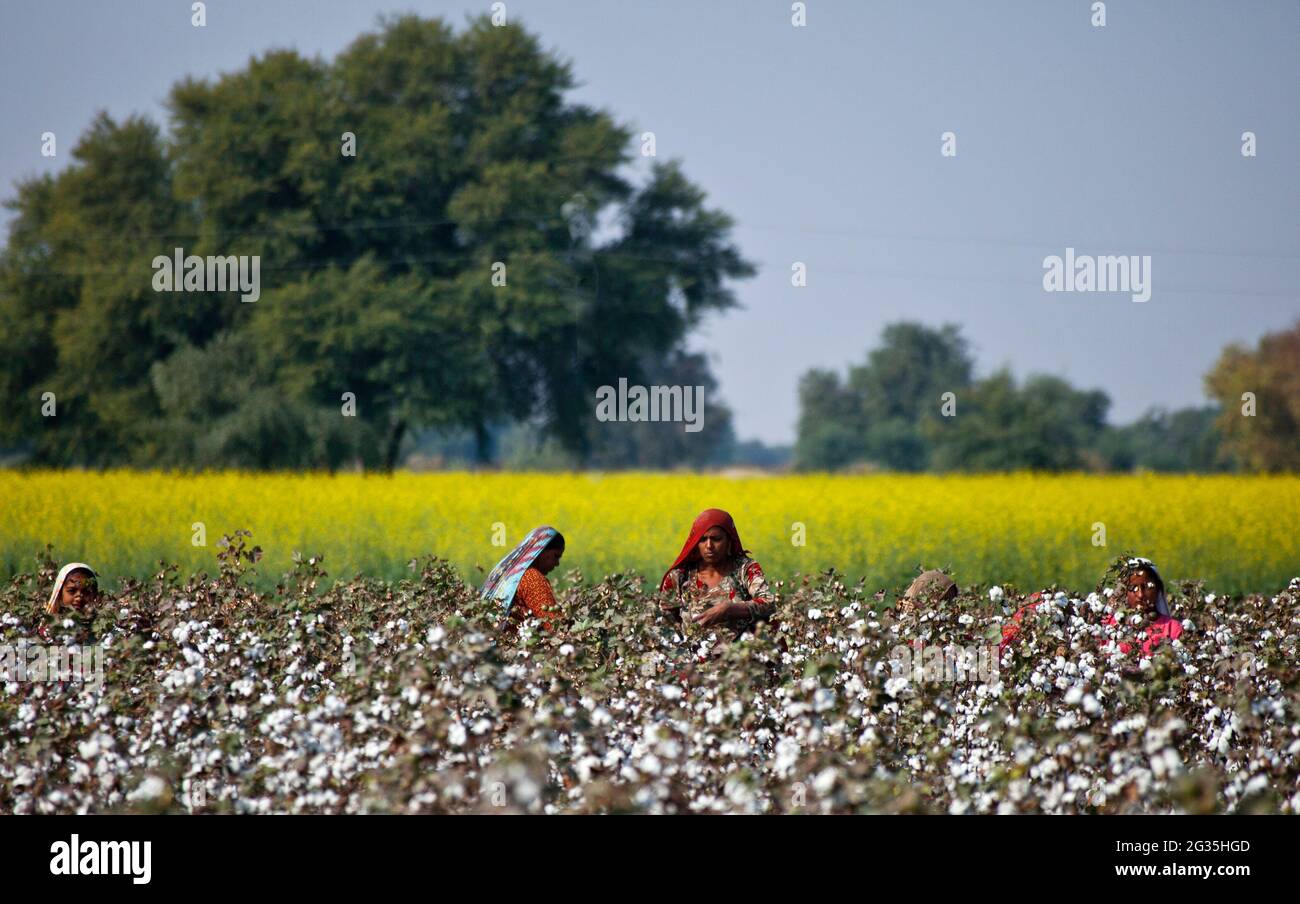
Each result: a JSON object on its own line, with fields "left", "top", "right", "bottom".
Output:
{"left": 61, "top": 571, "right": 99, "bottom": 611}
{"left": 696, "top": 526, "right": 730, "bottom": 565}
{"left": 534, "top": 544, "right": 564, "bottom": 575}
{"left": 1125, "top": 569, "right": 1160, "bottom": 612}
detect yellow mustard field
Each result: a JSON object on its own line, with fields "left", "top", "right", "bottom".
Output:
{"left": 1, "top": 470, "right": 1296, "bottom": 595}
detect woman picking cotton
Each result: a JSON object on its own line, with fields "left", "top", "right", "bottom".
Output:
{"left": 39, "top": 562, "right": 102, "bottom": 642}
{"left": 999, "top": 557, "right": 1187, "bottom": 660}
{"left": 659, "top": 508, "right": 776, "bottom": 640}
{"left": 481, "top": 527, "right": 566, "bottom": 634}
{"left": 1100, "top": 557, "right": 1185, "bottom": 657}
{"left": 46, "top": 563, "right": 101, "bottom": 616}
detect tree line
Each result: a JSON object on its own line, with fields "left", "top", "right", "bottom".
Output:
{"left": 0, "top": 15, "right": 752, "bottom": 471}
{"left": 794, "top": 320, "right": 1300, "bottom": 473}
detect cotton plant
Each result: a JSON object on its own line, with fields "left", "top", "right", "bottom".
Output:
{"left": 2, "top": 546, "right": 1298, "bottom": 815}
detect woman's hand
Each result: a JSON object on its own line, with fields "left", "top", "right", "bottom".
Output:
{"left": 693, "top": 600, "right": 743, "bottom": 627}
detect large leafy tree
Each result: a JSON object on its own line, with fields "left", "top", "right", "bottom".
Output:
{"left": 1205, "top": 320, "right": 1300, "bottom": 472}
{"left": 0, "top": 15, "right": 753, "bottom": 469}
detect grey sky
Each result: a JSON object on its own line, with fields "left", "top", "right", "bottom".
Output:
{"left": 2, "top": 0, "right": 1297, "bottom": 445}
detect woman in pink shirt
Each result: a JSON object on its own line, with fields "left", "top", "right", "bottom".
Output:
{"left": 999, "top": 558, "right": 1185, "bottom": 658}
{"left": 1101, "top": 558, "right": 1184, "bottom": 657}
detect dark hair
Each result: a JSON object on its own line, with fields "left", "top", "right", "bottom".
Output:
{"left": 545, "top": 532, "right": 566, "bottom": 551}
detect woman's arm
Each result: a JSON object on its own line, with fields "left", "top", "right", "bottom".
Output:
{"left": 736, "top": 559, "right": 776, "bottom": 624}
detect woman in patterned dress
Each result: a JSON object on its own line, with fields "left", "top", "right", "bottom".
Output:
{"left": 659, "top": 509, "right": 775, "bottom": 638}
{"left": 482, "top": 527, "right": 565, "bottom": 633}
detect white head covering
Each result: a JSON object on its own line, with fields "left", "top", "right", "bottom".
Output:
{"left": 47, "top": 563, "right": 97, "bottom": 615}
{"left": 1127, "top": 557, "right": 1170, "bottom": 617}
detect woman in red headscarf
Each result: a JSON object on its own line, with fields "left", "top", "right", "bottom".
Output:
{"left": 659, "top": 509, "right": 776, "bottom": 636}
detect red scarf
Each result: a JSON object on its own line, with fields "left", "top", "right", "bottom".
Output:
{"left": 661, "top": 509, "right": 747, "bottom": 591}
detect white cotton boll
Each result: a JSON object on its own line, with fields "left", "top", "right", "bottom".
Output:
{"left": 1204, "top": 594, "right": 1216, "bottom": 605}
{"left": 559, "top": 643, "right": 575, "bottom": 657}
{"left": 884, "top": 676, "right": 910, "bottom": 699}
{"left": 659, "top": 684, "right": 683, "bottom": 700}
{"left": 813, "top": 767, "right": 837, "bottom": 796}
{"left": 128, "top": 776, "right": 167, "bottom": 801}
{"left": 1161, "top": 748, "right": 1181, "bottom": 776}
{"left": 447, "top": 722, "right": 467, "bottom": 747}
{"left": 808, "top": 608, "right": 822, "bottom": 620}
{"left": 1083, "top": 694, "right": 1101, "bottom": 716}
{"left": 988, "top": 586, "right": 1004, "bottom": 603}
{"left": 774, "top": 737, "right": 801, "bottom": 775}
{"left": 1064, "top": 686, "right": 1083, "bottom": 706}
{"left": 1243, "top": 774, "right": 1269, "bottom": 797}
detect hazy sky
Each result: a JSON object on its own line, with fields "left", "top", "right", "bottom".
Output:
{"left": 2, "top": 0, "right": 1297, "bottom": 444}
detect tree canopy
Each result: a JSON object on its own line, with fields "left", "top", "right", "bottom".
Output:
{"left": 793, "top": 321, "right": 1257, "bottom": 473}
{"left": 1205, "top": 320, "right": 1300, "bottom": 472}
{"left": 0, "top": 15, "right": 754, "bottom": 469}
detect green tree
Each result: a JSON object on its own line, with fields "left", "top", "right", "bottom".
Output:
{"left": 794, "top": 322, "right": 973, "bottom": 470}
{"left": 793, "top": 369, "right": 861, "bottom": 470}
{"left": 1204, "top": 320, "right": 1300, "bottom": 472}
{"left": 0, "top": 114, "right": 194, "bottom": 463}
{"left": 1094, "top": 406, "right": 1231, "bottom": 473}
{"left": 925, "top": 371, "right": 1109, "bottom": 471}
{"left": 0, "top": 15, "right": 753, "bottom": 470}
